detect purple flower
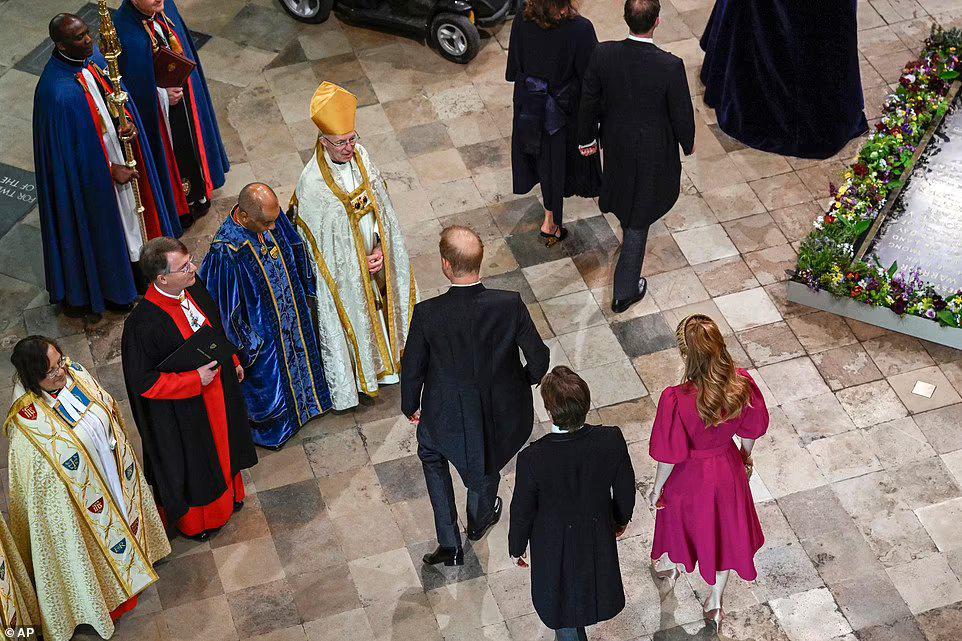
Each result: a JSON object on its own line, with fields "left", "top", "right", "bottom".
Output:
{"left": 926, "top": 309, "right": 937, "bottom": 319}
{"left": 891, "top": 299, "right": 907, "bottom": 315}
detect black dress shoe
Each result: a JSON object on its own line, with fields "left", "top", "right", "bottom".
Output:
{"left": 467, "top": 496, "right": 502, "bottom": 541}
{"left": 179, "top": 212, "right": 195, "bottom": 229}
{"left": 191, "top": 199, "right": 212, "bottom": 218}
{"left": 183, "top": 531, "right": 211, "bottom": 542}
{"left": 611, "top": 277, "right": 648, "bottom": 314}
{"left": 233, "top": 500, "right": 244, "bottom": 513}
{"left": 104, "top": 300, "right": 135, "bottom": 313}
{"left": 422, "top": 545, "right": 464, "bottom": 566}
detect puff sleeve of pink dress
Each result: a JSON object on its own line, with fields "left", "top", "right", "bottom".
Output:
{"left": 648, "top": 369, "right": 769, "bottom": 584}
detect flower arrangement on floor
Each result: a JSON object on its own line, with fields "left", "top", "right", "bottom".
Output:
{"left": 794, "top": 25, "right": 962, "bottom": 327}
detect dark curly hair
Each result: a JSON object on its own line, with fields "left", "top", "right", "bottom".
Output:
{"left": 11, "top": 335, "right": 63, "bottom": 397}
{"left": 524, "top": 0, "right": 578, "bottom": 30}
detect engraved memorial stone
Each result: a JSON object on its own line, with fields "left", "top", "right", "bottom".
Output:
{"left": 0, "top": 163, "right": 37, "bottom": 238}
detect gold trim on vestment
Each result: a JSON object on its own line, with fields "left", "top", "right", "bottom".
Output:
{"left": 295, "top": 217, "right": 374, "bottom": 396}
{"left": 314, "top": 144, "right": 397, "bottom": 379}
{"left": 4, "top": 368, "right": 157, "bottom": 599}
{"left": 0, "top": 543, "right": 26, "bottom": 629}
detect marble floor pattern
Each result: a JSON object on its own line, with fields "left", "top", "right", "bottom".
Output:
{"left": 2, "top": 0, "right": 962, "bottom": 639}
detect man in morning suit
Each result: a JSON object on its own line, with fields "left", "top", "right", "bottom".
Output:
{"left": 401, "top": 225, "right": 550, "bottom": 566}
{"left": 578, "top": 0, "right": 695, "bottom": 314}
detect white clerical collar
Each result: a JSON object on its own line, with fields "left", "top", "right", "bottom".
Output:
{"left": 551, "top": 424, "right": 584, "bottom": 434}
{"left": 450, "top": 281, "right": 482, "bottom": 287}
{"left": 627, "top": 34, "right": 654, "bottom": 43}
{"left": 153, "top": 283, "right": 185, "bottom": 300}
{"left": 59, "top": 51, "right": 88, "bottom": 64}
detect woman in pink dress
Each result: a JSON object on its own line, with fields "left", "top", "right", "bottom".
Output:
{"left": 647, "top": 314, "right": 769, "bottom": 630}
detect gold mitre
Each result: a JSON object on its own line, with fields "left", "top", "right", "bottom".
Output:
{"left": 310, "top": 82, "right": 358, "bottom": 135}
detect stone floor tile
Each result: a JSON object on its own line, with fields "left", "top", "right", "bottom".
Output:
{"left": 863, "top": 417, "right": 937, "bottom": 469}
{"left": 540, "top": 289, "right": 606, "bottom": 335}
{"left": 749, "top": 173, "right": 813, "bottom": 210}
{"left": 806, "top": 430, "right": 883, "bottom": 483}
{"left": 597, "top": 396, "right": 659, "bottom": 444}
{"left": 683, "top": 154, "right": 746, "bottom": 192}
{"left": 764, "top": 282, "right": 812, "bottom": 319}
{"left": 729, "top": 147, "right": 794, "bottom": 182}
{"left": 671, "top": 223, "right": 740, "bottom": 265}
{"left": 350, "top": 547, "right": 422, "bottom": 607}
{"left": 303, "top": 428, "right": 368, "bottom": 478}
{"left": 373, "top": 455, "right": 429, "bottom": 504}
{"left": 155, "top": 551, "right": 226, "bottom": 610}
{"left": 212, "top": 535, "right": 285, "bottom": 592}
{"left": 800, "top": 525, "right": 884, "bottom": 586}
{"left": 715, "top": 287, "right": 783, "bottom": 331}
{"left": 863, "top": 334, "right": 936, "bottom": 377}
{"left": 662, "top": 194, "right": 717, "bottom": 231}
{"left": 914, "top": 403, "right": 962, "bottom": 454}
{"left": 641, "top": 233, "right": 691, "bottom": 277}
{"left": 853, "top": 617, "right": 928, "bottom": 641}
{"left": 785, "top": 311, "right": 859, "bottom": 354}
{"left": 888, "top": 367, "right": 962, "bottom": 414}
{"left": 915, "top": 601, "right": 962, "bottom": 641}
{"left": 261, "top": 479, "right": 346, "bottom": 573}
{"left": 364, "top": 590, "right": 443, "bottom": 641}
{"left": 915, "top": 495, "right": 962, "bottom": 555}
{"left": 754, "top": 413, "right": 827, "bottom": 498}
{"left": 288, "top": 563, "right": 361, "bottom": 623}
{"left": 811, "top": 343, "right": 884, "bottom": 391}
{"left": 701, "top": 182, "right": 767, "bottom": 222}
{"left": 579, "top": 359, "right": 649, "bottom": 408}
{"left": 503, "top": 612, "right": 553, "bottom": 641}
{"left": 227, "top": 577, "right": 301, "bottom": 638}
{"left": 743, "top": 243, "right": 798, "bottom": 286}
{"left": 409, "top": 147, "right": 471, "bottom": 185}
{"left": 723, "top": 213, "right": 788, "bottom": 254}
{"left": 886, "top": 554, "right": 962, "bottom": 614}
{"left": 427, "top": 575, "right": 504, "bottom": 637}
{"left": 557, "top": 323, "right": 628, "bottom": 370}
{"left": 753, "top": 542, "right": 825, "bottom": 602}
{"left": 692, "top": 255, "right": 760, "bottom": 297}
{"left": 332, "top": 504, "right": 406, "bottom": 560}
{"left": 943, "top": 448, "right": 962, "bottom": 487}
{"left": 304, "top": 608, "right": 374, "bottom": 641}
{"left": 611, "top": 313, "right": 678, "bottom": 358}
{"left": 648, "top": 267, "right": 712, "bottom": 311}
{"left": 770, "top": 586, "right": 852, "bottom": 641}
{"left": 361, "top": 415, "right": 419, "bottom": 465}
{"left": 836, "top": 380, "right": 909, "bottom": 428}
{"left": 248, "top": 444, "right": 315, "bottom": 492}
{"left": 828, "top": 573, "right": 911, "bottom": 631}
{"left": 758, "top": 357, "right": 831, "bottom": 404}
{"left": 162, "top": 594, "right": 238, "bottom": 641}
{"left": 890, "top": 456, "right": 961, "bottom": 511}
{"left": 521, "top": 257, "right": 587, "bottom": 300}
{"left": 737, "top": 321, "right": 806, "bottom": 367}
{"left": 769, "top": 201, "right": 823, "bottom": 243}
{"left": 777, "top": 485, "right": 854, "bottom": 541}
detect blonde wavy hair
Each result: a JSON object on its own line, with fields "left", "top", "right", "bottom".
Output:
{"left": 676, "top": 315, "right": 752, "bottom": 427}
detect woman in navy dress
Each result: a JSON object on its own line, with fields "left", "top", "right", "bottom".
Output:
{"left": 506, "top": 0, "right": 599, "bottom": 246}
{"left": 700, "top": 0, "right": 868, "bottom": 159}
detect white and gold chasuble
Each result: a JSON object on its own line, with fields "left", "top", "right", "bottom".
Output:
{"left": 4, "top": 361, "right": 170, "bottom": 641}
{"left": 293, "top": 142, "right": 417, "bottom": 410}
{"left": 0, "top": 515, "right": 40, "bottom": 631}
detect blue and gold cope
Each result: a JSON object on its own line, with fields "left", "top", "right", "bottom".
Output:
{"left": 200, "top": 211, "right": 332, "bottom": 448}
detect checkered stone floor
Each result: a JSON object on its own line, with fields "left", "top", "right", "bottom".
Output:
{"left": 2, "top": 0, "right": 962, "bottom": 639}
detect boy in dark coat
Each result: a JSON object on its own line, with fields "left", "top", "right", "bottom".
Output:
{"left": 509, "top": 366, "right": 636, "bottom": 641}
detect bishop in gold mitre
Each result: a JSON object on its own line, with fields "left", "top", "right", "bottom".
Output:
{"left": 291, "top": 82, "right": 417, "bottom": 410}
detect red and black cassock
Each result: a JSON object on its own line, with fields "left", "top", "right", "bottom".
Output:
{"left": 121, "top": 282, "right": 257, "bottom": 536}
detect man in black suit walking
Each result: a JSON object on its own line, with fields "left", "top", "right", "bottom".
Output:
{"left": 578, "top": 0, "right": 696, "bottom": 314}
{"left": 401, "top": 225, "right": 550, "bottom": 566}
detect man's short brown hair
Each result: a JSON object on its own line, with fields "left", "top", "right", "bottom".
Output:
{"left": 139, "top": 237, "right": 188, "bottom": 282}
{"left": 624, "top": 0, "right": 660, "bottom": 34}
{"left": 540, "top": 366, "right": 591, "bottom": 430}
{"left": 439, "top": 225, "right": 484, "bottom": 277}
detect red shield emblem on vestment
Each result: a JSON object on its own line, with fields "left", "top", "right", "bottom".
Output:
{"left": 130, "top": 518, "right": 140, "bottom": 535}
{"left": 88, "top": 497, "right": 105, "bottom": 514}
{"left": 18, "top": 403, "right": 37, "bottom": 420}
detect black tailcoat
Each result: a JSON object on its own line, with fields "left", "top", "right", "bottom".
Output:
{"left": 121, "top": 281, "right": 257, "bottom": 523}
{"left": 508, "top": 425, "right": 636, "bottom": 630}
{"left": 400, "top": 284, "right": 550, "bottom": 489}
{"left": 578, "top": 40, "right": 696, "bottom": 229}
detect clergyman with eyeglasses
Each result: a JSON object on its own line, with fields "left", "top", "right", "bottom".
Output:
{"left": 5, "top": 335, "right": 170, "bottom": 639}
{"left": 120, "top": 237, "right": 258, "bottom": 544}
{"left": 289, "top": 82, "right": 417, "bottom": 410}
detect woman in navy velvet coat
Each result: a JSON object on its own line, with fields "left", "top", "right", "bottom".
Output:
{"left": 506, "top": 0, "right": 599, "bottom": 246}
{"left": 700, "top": 0, "right": 868, "bottom": 159}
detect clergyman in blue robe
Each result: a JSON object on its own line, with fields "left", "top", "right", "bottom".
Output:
{"left": 200, "top": 184, "right": 332, "bottom": 449}
{"left": 114, "top": 0, "right": 229, "bottom": 228}
{"left": 33, "top": 14, "right": 181, "bottom": 317}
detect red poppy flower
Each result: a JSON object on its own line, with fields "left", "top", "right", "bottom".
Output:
{"left": 824, "top": 214, "right": 836, "bottom": 224}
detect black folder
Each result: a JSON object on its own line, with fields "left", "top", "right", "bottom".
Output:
{"left": 157, "top": 325, "right": 236, "bottom": 373}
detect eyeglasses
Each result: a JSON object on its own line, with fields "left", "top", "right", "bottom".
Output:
{"left": 45, "top": 356, "right": 67, "bottom": 379}
{"left": 322, "top": 134, "right": 360, "bottom": 149}
{"left": 164, "top": 256, "right": 196, "bottom": 275}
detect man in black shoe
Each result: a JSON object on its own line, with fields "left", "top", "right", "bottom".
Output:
{"left": 578, "top": 0, "right": 695, "bottom": 314}
{"left": 401, "top": 225, "right": 550, "bottom": 566}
